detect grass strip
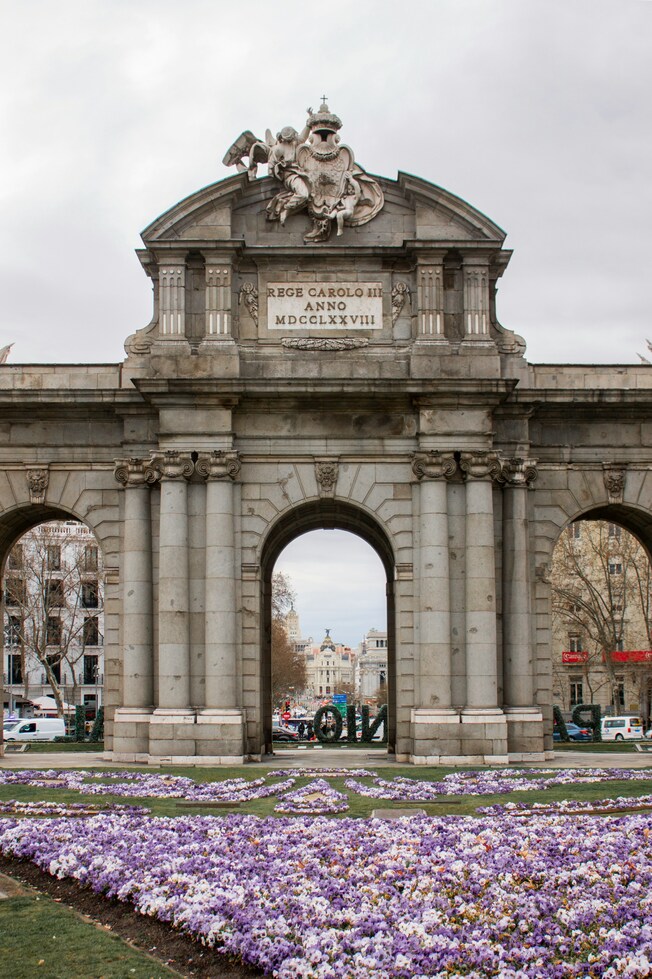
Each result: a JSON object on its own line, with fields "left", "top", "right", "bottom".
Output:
{"left": 0, "top": 886, "right": 182, "bottom": 979}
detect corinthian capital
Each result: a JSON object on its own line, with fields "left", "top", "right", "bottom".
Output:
{"left": 412, "top": 451, "right": 457, "bottom": 481}
{"left": 195, "top": 450, "right": 241, "bottom": 481}
{"left": 460, "top": 450, "right": 501, "bottom": 482}
{"left": 114, "top": 457, "right": 158, "bottom": 487}
{"left": 150, "top": 451, "right": 194, "bottom": 481}
{"left": 502, "top": 457, "right": 538, "bottom": 487}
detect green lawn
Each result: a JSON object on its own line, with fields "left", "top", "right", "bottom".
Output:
{"left": 2, "top": 763, "right": 652, "bottom": 818}
{"left": 0, "top": 889, "right": 182, "bottom": 979}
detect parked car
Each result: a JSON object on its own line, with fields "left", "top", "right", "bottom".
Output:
{"left": 3, "top": 717, "right": 66, "bottom": 742}
{"left": 553, "top": 722, "right": 592, "bottom": 742}
{"left": 272, "top": 725, "right": 299, "bottom": 742}
{"left": 601, "top": 716, "right": 644, "bottom": 741}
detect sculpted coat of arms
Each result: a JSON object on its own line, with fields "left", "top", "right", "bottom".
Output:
{"left": 223, "top": 100, "right": 384, "bottom": 242}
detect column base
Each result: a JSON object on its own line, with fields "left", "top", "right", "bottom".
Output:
{"left": 110, "top": 708, "right": 247, "bottom": 763}
{"left": 112, "top": 707, "right": 153, "bottom": 758}
{"left": 504, "top": 707, "right": 545, "bottom": 759}
{"left": 410, "top": 707, "right": 509, "bottom": 763}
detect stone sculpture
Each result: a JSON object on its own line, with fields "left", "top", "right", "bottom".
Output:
{"left": 223, "top": 100, "right": 384, "bottom": 242}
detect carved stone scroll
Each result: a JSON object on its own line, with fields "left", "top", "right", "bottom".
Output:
{"left": 25, "top": 467, "right": 49, "bottom": 505}
{"left": 459, "top": 451, "right": 502, "bottom": 482}
{"left": 411, "top": 451, "right": 457, "bottom": 481}
{"left": 149, "top": 451, "right": 194, "bottom": 482}
{"left": 114, "top": 457, "right": 159, "bottom": 487}
{"left": 195, "top": 450, "right": 241, "bottom": 481}
{"left": 282, "top": 337, "right": 369, "bottom": 351}
{"left": 501, "top": 457, "right": 538, "bottom": 487}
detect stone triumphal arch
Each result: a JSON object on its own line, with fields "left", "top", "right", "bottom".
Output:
{"left": 2, "top": 101, "right": 652, "bottom": 764}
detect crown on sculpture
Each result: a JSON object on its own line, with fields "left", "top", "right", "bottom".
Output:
{"left": 307, "top": 100, "right": 342, "bottom": 135}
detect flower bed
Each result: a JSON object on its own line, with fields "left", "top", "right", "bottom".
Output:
{"left": 2, "top": 810, "right": 652, "bottom": 977}
{"left": 3, "top": 767, "right": 652, "bottom": 808}
{"left": 274, "top": 778, "right": 349, "bottom": 814}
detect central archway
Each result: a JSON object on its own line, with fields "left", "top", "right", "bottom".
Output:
{"left": 259, "top": 500, "right": 396, "bottom": 753}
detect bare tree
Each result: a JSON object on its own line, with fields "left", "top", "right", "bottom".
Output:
{"left": 3, "top": 524, "right": 103, "bottom": 717}
{"left": 270, "top": 571, "right": 306, "bottom": 706}
{"left": 551, "top": 521, "right": 652, "bottom": 718}
{"left": 272, "top": 570, "right": 296, "bottom": 619}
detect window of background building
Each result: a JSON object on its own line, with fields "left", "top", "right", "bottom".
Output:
{"left": 614, "top": 638, "right": 624, "bottom": 652}
{"left": 5, "top": 615, "right": 21, "bottom": 645}
{"left": 608, "top": 523, "right": 622, "bottom": 539}
{"left": 7, "top": 546, "right": 22, "bottom": 570}
{"left": 46, "top": 544, "right": 61, "bottom": 571}
{"left": 7, "top": 653, "right": 22, "bottom": 684}
{"left": 46, "top": 655, "right": 61, "bottom": 683}
{"left": 614, "top": 676, "right": 625, "bottom": 709}
{"left": 570, "top": 676, "right": 583, "bottom": 706}
{"left": 81, "top": 581, "right": 99, "bottom": 608}
{"left": 571, "top": 524, "right": 582, "bottom": 539}
{"left": 45, "top": 580, "right": 64, "bottom": 607}
{"left": 83, "top": 654, "right": 99, "bottom": 684}
{"left": 46, "top": 615, "right": 62, "bottom": 646}
{"left": 569, "top": 635, "right": 583, "bottom": 652}
{"left": 609, "top": 562, "right": 623, "bottom": 575}
{"left": 4, "top": 578, "right": 25, "bottom": 606}
{"left": 83, "top": 616, "right": 99, "bottom": 646}
{"left": 84, "top": 545, "right": 99, "bottom": 571}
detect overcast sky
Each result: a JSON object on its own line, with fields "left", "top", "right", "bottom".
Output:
{"left": 2, "top": 0, "right": 650, "bottom": 644}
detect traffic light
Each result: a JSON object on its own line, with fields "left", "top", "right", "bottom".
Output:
{"left": 284, "top": 700, "right": 291, "bottom": 713}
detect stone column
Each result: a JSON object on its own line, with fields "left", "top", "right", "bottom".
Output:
{"left": 463, "top": 258, "right": 490, "bottom": 339}
{"left": 192, "top": 450, "right": 246, "bottom": 760}
{"left": 113, "top": 458, "right": 155, "bottom": 708}
{"left": 412, "top": 451, "right": 457, "bottom": 708}
{"left": 153, "top": 451, "right": 194, "bottom": 712}
{"left": 158, "top": 257, "right": 187, "bottom": 339}
{"left": 502, "top": 458, "right": 544, "bottom": 759}
{"left": 460, "top": 451, "right": 501, "bottom": 708}
{"left": 196, "top": 451, "right": 241, "bottom": 708}
{"left": 502, "top": 458, "right": 537, "bottom": 708}
{"left": 416, "top": 252, "right": 446, "bottom": 338}
{"left": 204, "top": 261, "right": 232, "bottom": 338}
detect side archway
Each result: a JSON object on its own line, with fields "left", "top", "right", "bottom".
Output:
{"left": 259, "top": 500, "right": 396, "bottom": 753}
{"left": 0, "top": 504, "right": 110, "bottom": 739}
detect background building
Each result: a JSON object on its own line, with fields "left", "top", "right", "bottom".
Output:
{"left": 303, "top": 630, "right": 355, "bottom": 702}
{"left": 3, "top": 520, "right": 104, "bottom": 719}
{"left": 356, "top": 629, "right": 388, "bottom": 704}
{"left": 551, "top": 520, "right": 652, "bottom": 722}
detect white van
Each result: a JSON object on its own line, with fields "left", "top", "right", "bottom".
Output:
{"left": 3, "top": 717, "right": 66, "bottom": 742}
{"left": 601, "top": 716, "right": 644, "bottom": 741}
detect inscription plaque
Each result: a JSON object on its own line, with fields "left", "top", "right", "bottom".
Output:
{"left": 267, "top": 281, "right": 383, "bottom": 330}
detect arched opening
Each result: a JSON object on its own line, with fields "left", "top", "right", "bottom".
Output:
{"left": 1, "top": 507, "right": 105, "bottom": 731}
{"left": 551, "top": 507, "right": 652, "bottom": 730}
{"left": 260, "top": 500, "right": 396, "bottom": 754}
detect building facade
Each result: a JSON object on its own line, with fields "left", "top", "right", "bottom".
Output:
{"left": 551, "top": 520, "right": 652, "bottom": 721}
{"left": 356, "top": 629, "right": 388, "bottom": 703}
{"left": 3, "top": 520, "right": 104, "bottom": 717}
{"left": 2, "top": 102, "right": 652, "bottom": 764}
{"left": 304, "top": 630, "right": 355, "bottom": 701}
